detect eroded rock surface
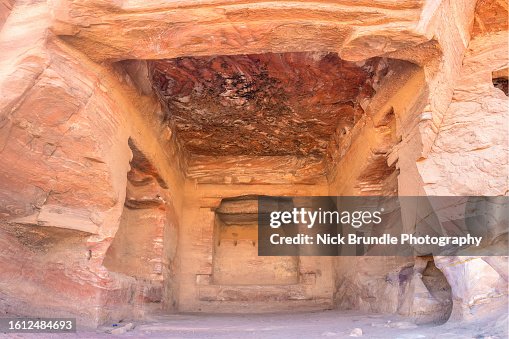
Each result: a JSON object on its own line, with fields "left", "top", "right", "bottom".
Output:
{"left": 151, "top": 53, "right": 384, "bottom": 157}
{"left": 0, "top": 0, "right": 507, "bottom": 330}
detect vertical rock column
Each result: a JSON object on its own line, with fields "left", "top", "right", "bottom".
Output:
{"left": 0, "top": 2, "right": 147, "bottom": 325}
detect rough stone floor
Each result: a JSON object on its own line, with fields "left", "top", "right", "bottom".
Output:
{"left": 6, "top": 310, "right": 507, "bottom": 339}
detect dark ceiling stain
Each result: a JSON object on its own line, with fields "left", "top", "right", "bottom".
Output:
{"left": 150, "top": 52, "right": 385, "bottom": 157}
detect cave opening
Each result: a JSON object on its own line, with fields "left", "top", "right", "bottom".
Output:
{"left": 2, "top": 0, "right": 508, "bottom": 334}
{"left": 106, "top": 51, "right": 455, "bottom": 321}
{"left": 492, "top": 68, "right": 508, "bottom": 96}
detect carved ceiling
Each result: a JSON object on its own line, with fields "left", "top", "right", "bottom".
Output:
{"left": 150, "top": 52, "right": 385, "bottom": 158}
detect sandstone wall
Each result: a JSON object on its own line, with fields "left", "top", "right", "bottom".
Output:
{"left": 327, "top": 0, "right": 508, "bottom": 324}
{"left": 0, "top": 1, "right": 186, "bottom": 326}
{"left": 417, "top": 29, "right": 509, "bottom": 322}
{"left": 0, "top": 0, "right": 507, "bottom": 328}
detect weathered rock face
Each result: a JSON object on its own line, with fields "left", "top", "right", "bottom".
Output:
{"left": 0, "top": 0, "right": 14, "bottom": 31}
{"left": 472, "top": 0, "right": 508, "bottom": 36}
{"left": 151, "top": 53, "right": 383, "bottom": 157}
{"left": 0, "top": 2, "right": 182, "bottom": 325}
{"left": 0, "top": 0, "right": 507, "bottom": 330}
{"left": 50, "top": 0, "right": 436, "bottom": 62}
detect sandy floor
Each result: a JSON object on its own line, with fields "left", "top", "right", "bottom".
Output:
{"left": 4, "top": 310, "right": 507, "bottom": 338}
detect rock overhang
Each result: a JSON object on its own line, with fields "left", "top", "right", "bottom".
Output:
{"left": 149, "top": 52, "right": 387, "bottom": 158}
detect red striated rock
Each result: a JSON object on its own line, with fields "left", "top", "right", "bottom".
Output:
{"left": 151, "top": 53, "right": 383, "bottom": 157}
{"left": 0, "top": 0, "right": 507, "bottom": 331}
{"left": 472, "top": 0, "right": 508, "bottom": 36}
{"left": 49, "top": 0, "right": 435, "bottom": 62}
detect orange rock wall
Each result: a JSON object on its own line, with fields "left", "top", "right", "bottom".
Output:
{"left": 0, "top": 0, "right": 507, "bottom": 327}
